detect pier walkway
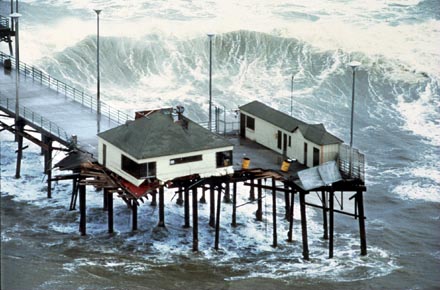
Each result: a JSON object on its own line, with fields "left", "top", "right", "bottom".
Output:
{"left": 0, "top": 52, "right": 131, "bottom": 155}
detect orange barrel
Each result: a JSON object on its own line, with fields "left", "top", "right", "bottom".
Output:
{"left": 281, "top": 158, "right": 292, "bottom": 172}
{"left": 242, "top": 157, "right": 250, "bottom": 169}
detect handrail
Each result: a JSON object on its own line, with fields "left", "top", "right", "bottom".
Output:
{"left": 0, "top": 52, "right": 132, "bottom": 124}
{"left": 0, "top": 98, "right": 72, "bottom": 144}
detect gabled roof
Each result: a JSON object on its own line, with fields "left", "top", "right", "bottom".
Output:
{"left": 98, "top": 111, "right": 232, "bottom": 160}
{"left": 239, "top": 101, "right": 342, "bottom": 145}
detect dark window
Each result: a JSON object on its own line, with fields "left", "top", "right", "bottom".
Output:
{"left": 313, "top": 147, "right": 320, "bottom": 167}
{"left": 288, "top": 136, "right": 291, "bottom": 147}
{"left": 216, "top": 150, "right": 233, "bottom": 168}
{"left": 170, "top": 155, "right": 203, "bottom": 165}
{"left": 246, "top": 115, "right": 255, "bottom": 130}
{"left": 304, "top": 143, "right": 308, "bottom": 166}
{"left": 277, "top": 130, "right": 282, "bottom": 149}
{"left": 102, "top": 144, "right": 107, "bottom": 166}
{"left": 121, "top": 155, "right": 156, "bottom": 179}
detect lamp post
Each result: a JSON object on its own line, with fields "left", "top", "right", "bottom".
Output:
{"left": 348, "top": 61, "right": 361, "bottom": 148}
{"left": 290, "top": 74, "right": 294, "bottom": 116}
{"left": 94, "top": 9, "right": 102, "bottom": 134}
{"left": 10, "top": 12, "right": 21, "bottom": 141}
{"left": 207, "top": 33, "right": 214, "bottom": 132}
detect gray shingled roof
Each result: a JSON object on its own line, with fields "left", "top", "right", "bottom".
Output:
{"left": 239, "top": 101, "right": 342, "bottom": 145}
{"left": 98, "top": 111, "right": 233, "bottom": 160}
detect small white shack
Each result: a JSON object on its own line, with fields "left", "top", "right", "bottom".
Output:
{"left": 97, "top": 108, "right": 234, "bottom": 187}
{"left": 239, "top": 101, "right": 342, "bottom": 168}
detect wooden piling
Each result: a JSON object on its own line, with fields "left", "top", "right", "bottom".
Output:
{"left": 192, "top": 187, "right": 199, "bottom": 252}
{"left": 299, "top": 192, "right": 309, "bottom": 260}
{"left": 183, "top": 185, "right": 190, "bottom": 228}
{"left": 15, "top": 122, "right": 24, "bottom": 179}
{"left": 249, "top": 178, "right": 255, "bottom": 201}
{"left": 176, "top": 186, "right": 183, "bottom": 206}
{"left": 79, "top": 182, "right": 86, "bottom": 236}
{"left": 329, "top": 190, "right": 334, "bottom": 259}
{"left": 43, "top": 136, "right": 53, "bottom": 199}
{"left": 223, "top": 182, "right": 231, "bottom": 203}
{"left": 103, "top": 189, "right": 108, "bottom": 211}
{"left": 107, "top": 189, "right": 114, "bottom": 234}
{"left": 322, "top": 191, "right": 328, "bottom": 240}
{"left": 357, "top": 190, "right": 367, "bottom": 255}
{"left": 284, "top": 183, "right": 290, "bottom": 220}
{"left": 214, "top": 184, "right": 222, "bottom": 250}
{"left": 69, "top": 177, "right": 78, "bottom": 211}
{"left": 256, "top": 179, "right": 263, "bottom": 221}
{"left": 150, "top": 191, "right": 157, "bottom": 206}
{"left": 287, "top": 190, "right": 295, "bottom": 242}
{"left": 158, "top": 186, "right": 165, "bottom": 227}
{"left": 209, "top": 184, "right": 215, "bottom": 227}
{"left": 132, "top": 200, "right": 138, "bottom": 231}
{"left": 272, "top": 178, "right": 277, "bottom": 248}
{"left": 231, "top": 181, "right": 237, "bottom": 227}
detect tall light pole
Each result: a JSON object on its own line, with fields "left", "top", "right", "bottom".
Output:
{"left": 348, "top": 61, "right": 361, "bottom": 148}
{"left": 94, "top": 9, "right": 102, "bottom": 134}
{"left": 290, "top": 74, "right": 294, "bottom": 116}
{"left": 10, "top": 12, "right": 21, "bottom": 141}
{"left": 207, "top": 33, "right": 214, "bottom": 132}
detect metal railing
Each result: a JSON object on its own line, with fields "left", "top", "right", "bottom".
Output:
{"left": 0, "top": 52, "right": 132, "bottom": 124}
{"left": 338, "top": 144, "right": 365, "bottom": 181}
{"left": 0, "top": 98, "right": 72, "bottom": 144}
{"left": 0, "top": 16, "right": 9, "bottom": 28}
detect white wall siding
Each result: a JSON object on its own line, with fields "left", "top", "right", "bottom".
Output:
{"left": 98, "top": 137, "right": 233, "bottom": 186}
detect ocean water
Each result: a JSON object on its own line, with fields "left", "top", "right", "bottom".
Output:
{"left": 1, "top": 0, "right": 439, "bottom": 289}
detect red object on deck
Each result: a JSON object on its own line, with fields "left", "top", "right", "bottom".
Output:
{"left": 119, "top": 179, "right": 159, "bottom": 198}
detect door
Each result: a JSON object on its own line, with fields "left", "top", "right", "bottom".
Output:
{"left": 283, "top": 133, "right": 288, "bottom": 157}
{"left": 277, "top": 130, "right": 282, "bottom": 149}
{"left": 304, "top": 143, "right": 308, "bottom": 166}
{"left": 240, "top": 113, "right": 246, "bottom": 138}
{"left": 313, "top": 147, "right": 320, "bottom": 167}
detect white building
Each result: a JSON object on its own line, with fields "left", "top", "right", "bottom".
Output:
{"left": 239, "top": 101, "right": 342, "bottom": 168}
{"left": 97, "top": 108, "right": 234, "bottom": 187}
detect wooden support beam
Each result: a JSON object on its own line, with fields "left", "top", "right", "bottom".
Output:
{"left": 69, "top": 178, "right": 78, "bottom": 211}
{"left": 15, "top": 122, "right": 24, "bottom": 179}
{"left": 107, "top": 189, "right": 114, "bottom": 234}
{"left": 300, "top": 192, "right": 309, "bottom": 260}
{"left": 158, "top": 186, "right": 165, "bottom": 227}
{"left": 256, "top": 179, "right": 263, "bottom": 221}
{"left": 231, "top": 181, "right": 237, "bottom": 227}
{"left": 103, "top": 189, "right": 108, "bottom": 211}
{"left": 176, "top": 186, "right": 183, "bottom": 206}
{"left": 183, "top": 186, "right": 190, "bottom": 228}
{"left": 284, "top": 183, "right": 290, "bottom": 220}
{"left": 43, "top": 136, "right": 53, "bottom": 199}
{"left": 192, "top": 187, "right": 199, "bottom": 252}
{"left": 322, "top": 191, "right": 328, "bottom": 240}
{"left": 357, "top": 191, "right": 367, "bottom": 255}
{"left": 329, "top": 190, "right": 334, "bottom": 259}
{"left": 79, "top": 183, "right": 86, "bottom": 236}
{"left": 223, "top": 182, "right": 231, "bottom": 203}
{"left": 209, "top": 184, "right": 215, "bottom": 227}
{"left": 132, "top": 200, "right": 138, "bottom": 231}
{"left": 272, "top": 178, "right": 277, "bottom": 248}
{"left": 249, "top": 179, "right": 255, "bottom": 201}
{"left": 287, "top": 190, "right": 295, "bottom": 242}
{"left": 214, "top": 184, "right": 222, "bottom": 250}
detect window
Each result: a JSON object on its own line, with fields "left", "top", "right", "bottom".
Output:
{"left": 288, "top": 136, "right": 291, "bottom": 147}
{"left": 313, "top": 147, "right": 320, "bottom": 167}
{"left": 170, "top": 155, "right": 203, "bottom": 165}
{"left": 121, "top": 155, "right": 156, "bottom": 179}
{"left": 277, "top": 130, "right": 282, "bottom": 149}
{"left": 216, "top": 150, "right": 233, "bottom": 168}
{"left": 246, "top": 115, "right": 255, "bottom": 130}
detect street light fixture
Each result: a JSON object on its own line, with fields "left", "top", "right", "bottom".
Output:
{"left": 207, "top": 33, "right": 214, "bottom": 132}
{"left": 94, "top": 9, "right": 102, "bottom": 134}
{"left": 10, "top": 12, "right": 21, "bottom": 141}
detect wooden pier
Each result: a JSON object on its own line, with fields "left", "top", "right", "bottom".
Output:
{"left": 0, "top": 53, "right": 367, "bottom": 260}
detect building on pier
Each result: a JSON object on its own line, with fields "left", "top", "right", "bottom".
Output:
{"left": 239, "top": 101, "right": 342, "bottom": 167}
{"left": 97, "top": 107, "right": 234, "bottom": 189}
